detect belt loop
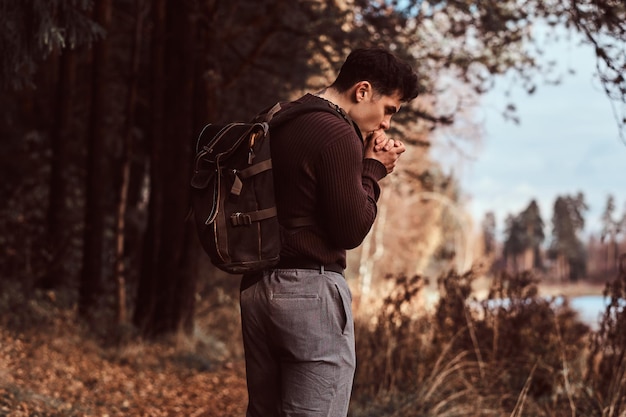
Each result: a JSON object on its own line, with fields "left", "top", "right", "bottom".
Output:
{"left": 320, "top": 265, "right": 324, "bottom": 274}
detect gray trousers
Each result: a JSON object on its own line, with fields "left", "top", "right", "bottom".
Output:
{"left": 240, "top": 268, "right": 356, "bottom": 417}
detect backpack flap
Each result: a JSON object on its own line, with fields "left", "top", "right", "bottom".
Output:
{"left": 196, "top": 122, "right": 265, "bottom": 159}
{"left": 191, "top": 123, "right": 260, "bottom": 187}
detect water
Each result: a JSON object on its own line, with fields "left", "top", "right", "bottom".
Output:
{"left": 565, "top": 295, "right": 609, "bottom": 329}
{"left": 477, "top": 295, "right": 625, "bottom": 331}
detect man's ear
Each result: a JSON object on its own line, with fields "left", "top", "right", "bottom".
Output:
{"left": 354, "top": 81, "right": 372, "bottom": 102}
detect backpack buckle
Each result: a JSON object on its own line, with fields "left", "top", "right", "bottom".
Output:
{"left": 230, "top": 212, "right": 252, "bottom": 226}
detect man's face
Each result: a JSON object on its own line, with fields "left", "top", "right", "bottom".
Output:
{"left": 351, "top": 90, "right": 402, "bottom": 137}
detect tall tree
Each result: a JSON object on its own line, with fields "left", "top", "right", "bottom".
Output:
{"left": 113, "top": 0, "right": 147, "bottom": 326}
{"left": 502, "top": 201, "right": 545, "bottom": 273}
{"left": 600, "top": 194, "right": 617, "bottom": 274}
{"left": 133, "top": 0, "right": 198, "bottom": 337}
{"left": 549, "top": 193, "right": 588, "bottom": 281}
{"left": 41, "top": 49, "right": 76, "bottom": 289}
{"left": 503, "top": 214, "right": 525, "bottom": 272}
{"left": 519, "top": 200, "right": 545, "bottom": 270}
{"left": 80, "top": 0, "right": 113, "bottom": 316}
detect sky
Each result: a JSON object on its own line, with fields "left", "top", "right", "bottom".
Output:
{"left": 435, "top": 31, "right": 625, "bottom": 239}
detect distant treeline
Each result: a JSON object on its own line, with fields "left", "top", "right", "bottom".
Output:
{"left": 482, "top": 194, "right": 625, "bottom": 281}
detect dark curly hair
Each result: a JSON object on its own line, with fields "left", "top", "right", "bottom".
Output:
{"left": 330, "top": 47, "right": 419, "bottom": 102}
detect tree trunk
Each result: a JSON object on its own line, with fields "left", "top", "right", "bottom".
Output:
{"left": 606, "top": 239, "right": 611, "bottom": 275}
{"left": 42, "top": 49, "right": 76, "bottom": 289}
{"left": 133, "top": 0, "right": 166, "bottom": 335}
{"left": 134, "top": 0, "right": 197, "bottom": 338}
{"left": 80, "top": 0, "right": 112, "bottom": 317}
{"left": 115, "top": 0, "right": 146, "bottom": 326}
{"left": 613, "top": 238, "right": 620, "bottom": 274}
{"left": 533, "top": 246, "right": 542, "bottom": 270}
{"left": 559, "top": 254, "right": 570, "bottom": 282}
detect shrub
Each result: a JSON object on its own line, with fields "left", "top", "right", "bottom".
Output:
{"left": 351, "top": 269, "right": 591, "bottom": 417}
{"left": 586, "top": 254, "right": 626, "bottom": 417}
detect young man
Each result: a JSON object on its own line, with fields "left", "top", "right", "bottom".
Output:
{"left": 240, "top": 47, "right": 419, "bottom": 417}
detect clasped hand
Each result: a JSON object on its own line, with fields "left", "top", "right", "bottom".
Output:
{"left": 364, "top": 130, "right": 406, "bottom": 174}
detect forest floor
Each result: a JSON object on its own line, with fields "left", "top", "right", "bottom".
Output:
{"left": 0, "top": 283, "right": 248, "bottom": 417}
{"left": 0, "top": 277, "right": 606, "bottom": 417}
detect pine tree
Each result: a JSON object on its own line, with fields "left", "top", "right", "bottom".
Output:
{"left": 549, "top": 194, "right": 588, "bottom": 281}
{"left": 503, "top": 200, "right": 545, "bottom": 272}
{"left": 0, "top": 0, "right": 104, "bottom": 89}
{"left": 519, "top": 200, "right": 545, "bottom": 270}
{"left": 600, "top": 194, "right": 617, "bottom": 274}
{"left": 503, "top": 214, "right": 525, "bottom": 272}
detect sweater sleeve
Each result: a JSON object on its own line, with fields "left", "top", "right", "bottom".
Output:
{"left": 316, "top": 134, "right": 388, "bottom": 249}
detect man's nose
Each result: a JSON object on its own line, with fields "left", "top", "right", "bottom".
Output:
{"left": 380, "top": 117, "right": 391, "bottom": 130}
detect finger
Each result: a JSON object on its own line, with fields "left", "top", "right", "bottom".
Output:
{"left": 375, "top": 142, "right": 389, "bottom": 152}
{"left": 383, "top": 138, "right": 395, "bottom": 151}
{"left": 394, "top": 140, "right": 406, "bottom": 154}
{"left": 372, "top": 133, "right": 388, "bottom": 151}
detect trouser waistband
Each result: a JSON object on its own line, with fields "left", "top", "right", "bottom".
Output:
{"left": 274, "top": 259, "right": 344, "bottom": 275}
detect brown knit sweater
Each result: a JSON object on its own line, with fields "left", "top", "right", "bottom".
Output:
{"left": 270, "top": 94, "right": 388, "bottom": 269}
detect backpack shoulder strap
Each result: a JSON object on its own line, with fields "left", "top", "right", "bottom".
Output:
{"left": 262, "top": 99, "right": 353, "bottom": 129}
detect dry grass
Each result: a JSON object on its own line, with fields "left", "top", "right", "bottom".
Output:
{"left": 350, "top": 264, "right": 626, "bottom": 417}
